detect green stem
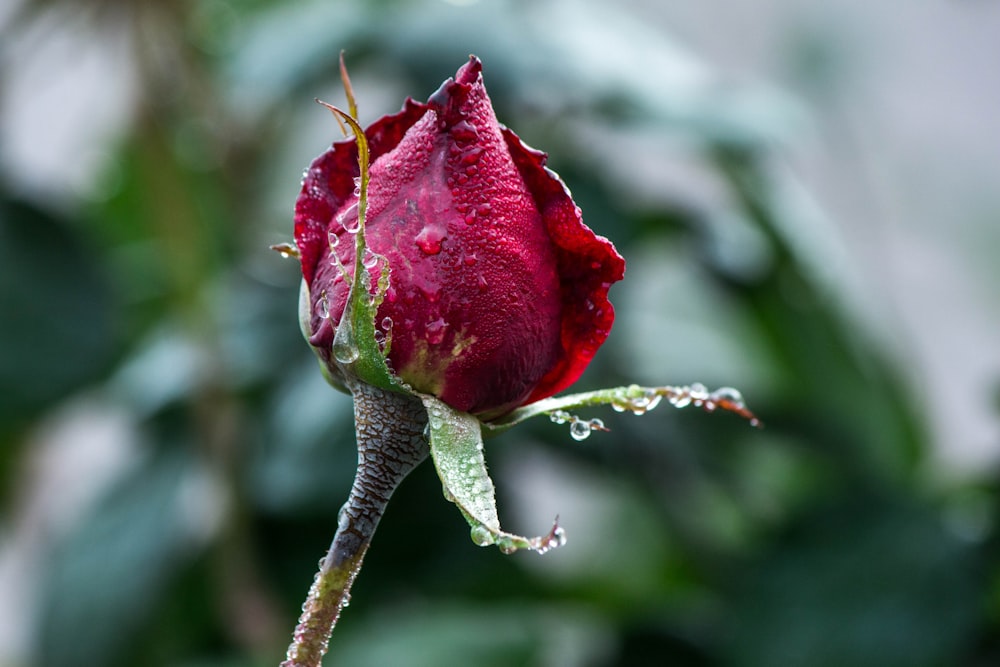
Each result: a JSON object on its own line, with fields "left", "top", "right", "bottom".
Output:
{"left": 280, "top": 383, "right": 428, "bottom": 667}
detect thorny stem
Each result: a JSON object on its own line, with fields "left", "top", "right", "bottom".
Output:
{"left": 280, "top": 382, "right": 428, "bottom": 667}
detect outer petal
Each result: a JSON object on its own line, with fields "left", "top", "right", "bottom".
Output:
{"left": 503, "top": 130, "right": 626, "bottom": 405}
{"left": 362, "top": 57, "right": 564, "bottom": 416}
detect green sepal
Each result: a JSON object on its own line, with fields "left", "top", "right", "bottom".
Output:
{"left": 485, "top": 383, "right": 760, "bottom": 437}
{"left": 421, "top": 394, "right": 566, "bottom": 555}
{"left": 319, "top": 103, "right": 402, "bottom": 396}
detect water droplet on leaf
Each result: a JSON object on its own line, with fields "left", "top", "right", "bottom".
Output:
{"left": 333, "top": 338, "right": 359, "bottom": 364}
{"left": 569, "top": 421, "right": 591, "bottom": 441}
{"left": 470, "top": 525, "right": 495, "bottom": 547}
{"left": 337, "top": 202, "right": 360, "bottom": 233}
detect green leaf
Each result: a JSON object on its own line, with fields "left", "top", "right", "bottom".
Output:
{"left": 421, "top": 394, "right": 564, "bottom": 555}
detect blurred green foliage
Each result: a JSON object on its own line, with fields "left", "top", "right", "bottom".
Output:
{"left": 1, "top": 0, "right": 998, "bottom": 666}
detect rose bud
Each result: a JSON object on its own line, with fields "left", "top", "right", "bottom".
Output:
{"left": 294, "top": 56, "right": 625, "bottom": 419}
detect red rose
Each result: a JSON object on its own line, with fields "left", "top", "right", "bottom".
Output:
{"left": 294, "top": 56, "right": 624, "bottom": 418}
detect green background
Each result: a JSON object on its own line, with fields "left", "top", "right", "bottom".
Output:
{"left": 1, "top": 0, "right": 998, "bottom": 665}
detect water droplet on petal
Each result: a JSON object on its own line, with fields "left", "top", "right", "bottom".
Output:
{"left": 425, "top": 317, "right": 448, "bottom": 344}
{"left": 463, "top": 253, "right": 477, "bottom": 266}
{"left": 415, "top": 223, "right": 447, "bottom": 255}
{"left": 318, "top": 292, "right": 330, "bottom": 319}
{"left": 460, "top": 147, "right": 482, "bottom": 165}
{"left": 327, "top": 229, "right": 339, "bottom": 248}
{"left": 362, "top": 249, "right": 378, "bottom": 269}
{"left": 451, "top": 119, "right": 479, "bottom": 143}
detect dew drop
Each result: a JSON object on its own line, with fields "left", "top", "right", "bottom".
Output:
{"left": 425, "top": 317, "right": 448, "bottom": 344}
{"left": 470, "top": 525, "right": 495, "bottom": 547}
{"left": 337, "top": 202, "right": 360, "bottom": 233}
{"left": 498, "top": 542, "right": 518, "bottom": 556}
{"left": 476, "top": 274, "right": 488, "bottom": 292}
{"left": 463, "top": 253, "right": 477, "bottom": 266}
{"left": 333, "top": 338, "right": 359, "bottom": 364}
{"left": 569, "top": 421, "right": 591, "bottom": 441}
{"left": 415, "top": 223, "right": 447, "bottom": 255}
{"left": 362, "top": 249, "right": 378, "bottom": 269}
{"left": 476, "top": 203, "right": 491, "bottom": 217}
{"left": 549, "top": 411, "right": 570, "bottom": 425}
{"left": 327, "top": 229, "right": 339, "bottom": 248}
{"left": 318, "top": 292, "right": 330, "bottom": 319}
{"left": 270, "top": 242, "right": 299, "bottom": 258}
{"left": 460, "top": 147, "right": 482, "bottom": 165}
{"left": 710, "top": 386, "right": 746, "bottom": 409}
{"left": 670, "top": 394, "right": 692, "bottom": 409}
{"left": 381, "top": 316, "right": 393, "bottom": 331}
{"left": 451, "top": 119, "right": 479, "bottom": 143}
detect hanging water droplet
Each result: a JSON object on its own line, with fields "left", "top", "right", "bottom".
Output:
{"left": 549, "top": 410, "right": 570, "bottom": 425}
{"left": 327, "top": 229, "right": 339, "bottom": 248}
{"left": 318, "top": 292, "right": 330, "bottom": 319}
{"left": 381, "top": 316, "right": 393, "bottom": 330}
{"left": 362, "top": 249, "right": 378, "bottom": 269}
{"left": 470, "top": 525, "right": 495, "bottom": 547}
{"left": 645, "top": 393, "right": 663, "bottom": 411}
{"left": 498, "top": 541, "right": 518, "bottom": 555}
{"left": 569, "top": 421, "right": 591, "bottom": 441}
{"left": 333, "top": 338, "right": 359, "bottom": 364}
{"left": 589, "top": 418, "right": 605, "bottom": 431}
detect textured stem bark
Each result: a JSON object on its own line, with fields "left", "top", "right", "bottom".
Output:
{"left": 280, "top": 382, "right": 428, "bottom": 667}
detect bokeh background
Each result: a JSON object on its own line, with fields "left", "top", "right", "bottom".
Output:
{"left": 2, "top": 0, "right": 999, "bottom": 665}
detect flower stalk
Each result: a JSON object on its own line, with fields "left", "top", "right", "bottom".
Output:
{"left": 280, "top": 382, "right": 428, "bottom": 667}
